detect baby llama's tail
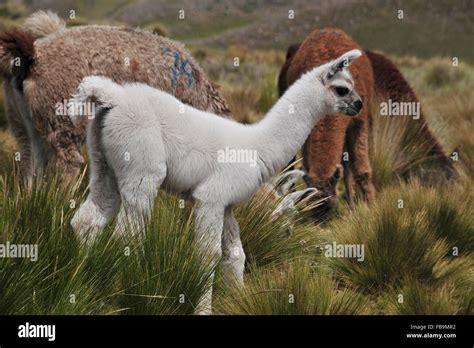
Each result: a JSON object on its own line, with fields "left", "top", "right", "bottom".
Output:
{"left": 70, "top": 76, "right": 122, "bottom": 126}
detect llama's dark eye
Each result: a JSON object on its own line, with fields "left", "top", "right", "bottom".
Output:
{"left": 334, "top": 86, "right": 349, "bottom": 96}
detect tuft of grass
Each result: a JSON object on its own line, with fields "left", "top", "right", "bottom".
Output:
{"left": 369, "top": 95, "right": 455, "bottom": 189}
{"left": 424, "top": 62, "right": 465, "bottom": 89}
{"left": 0, "top": 0, "right": 26, "bottom": 20}
{"left": 322, "top": 181, "right": 474, "bottom": 291}
{"left": 216, "top": 259, "right": 369, "bottom": 315}
{"left": 235, "top": 189, "right": 320, "bottom": 269}
{"left": 385, "top": 275, "right": 473, "bottom": 315}
{"left": 221, "top": 85, "right": 260, "bottom": 124}
{"left": 427, "top": 90, "right": 474, "bottom": 176}
{"left": 0, "top": 130, "right": 16, "bottom": 175}
{"left": 0, "top": 172, "right": 114, "bottom": 314}
{"left": 256, "top": 72, "right": 278, "bottom": 114}
{"left": 0, "top": 172, "right": 215, "bottom": 315}
{"left": 399, "top": 57, "right": 474, "bottom": 96}
{"left": 223, "top": 46, "right": 285, "bottom": 66}
{"left": 116, "top": 193, "right": 216, "bottom": 315}
{"left": 143, "top": 21, "right": 168, "bottom": 37}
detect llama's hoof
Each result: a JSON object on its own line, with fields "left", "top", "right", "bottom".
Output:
{"left": 71, "top": 200, "right": 107, "bottom": 242}
{"left": 194, "top": 309, "right": 212, "bottom": 315}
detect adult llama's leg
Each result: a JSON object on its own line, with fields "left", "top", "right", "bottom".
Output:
{"left": 3, "top": 82, "right": 33, "bottom": 182}
{"left": 346, "top": 117, "right": 375, "bottom": 203}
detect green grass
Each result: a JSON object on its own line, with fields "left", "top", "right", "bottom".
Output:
{"left": 385, "top": 275, "right": 473, "bottom": 315}
{"left": 216, "top": 259, "right": 369, "bottom": 315}
{"left": 0, "top": 172, "right": 216, "bottom": 314}
{"left": 320, "top": 182, "right": 473, "bottom": 292}
{"left": 235, "top": 189, "right": 320, "bottom": 269}
{"left": 116, "top": 195, "right": 217, "bottom": 315}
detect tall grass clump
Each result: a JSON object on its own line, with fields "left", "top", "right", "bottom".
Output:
{"left": 0, "top": 172, "right": 217, "bottom": 315}
{"left": 256, "top": 71, "right": 278, "bottom": 114}
{"left": 323, "top": 182, "right": 474, "bottom": 291}
{"left": 235, "top": 189, "right": 321, "bottom": 269}
{"left": 0, "top": 172, "right": 124, "bottom": 314}
{"left": 144, "top": 21, "right": 169, "bottom": 37}
{"left": 221, "top": 85, "right": 260, "bottom": 124}
{"left": 423, "top": 61, "right": 465, "bottom": 89}
{"left": 116, "top": 193, "right": 216, "bottom": 315}
{"left": 427, "top": 90, "right": 474, "bottom": 176}
{"left": 0, "top": 131, "right": 16, "bottom": 175}
{"left": 385, "top": 275, "right": 473, "bottom": 315}
{"left": 369, "top": 96, "right": 454, "bottom": 189}
{"left": 216, "top": 259, "right": 369, "bottom": 315}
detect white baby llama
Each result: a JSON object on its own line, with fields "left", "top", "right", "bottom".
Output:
{"left": 70, "top": 49, "right": 363, "bottom": 314}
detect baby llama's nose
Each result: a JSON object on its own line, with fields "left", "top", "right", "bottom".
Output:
{"left": 354, "top": 99, "right": 363, "bottom": 111}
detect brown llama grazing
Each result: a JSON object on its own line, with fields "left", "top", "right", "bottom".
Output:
{"left": 0, "top": 11, "right": 230, "bottom": 181}
{"left": 279, "top": 29, "right": 457, "bottom": 216}
{"left": 281, "top": 28, "right": 376, "bottom": 216}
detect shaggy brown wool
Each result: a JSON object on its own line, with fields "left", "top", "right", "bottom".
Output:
{"left": 0, "top": 30, "right": 35, "bottom": 78}
{"left": 277, "top": 43, "right": 301, "bottom": 97}
{"left": 283, "top": 28, "right": 376, "bottom": 214}
{"left": 0, "top": 12, "right": 230, "bottom": 178}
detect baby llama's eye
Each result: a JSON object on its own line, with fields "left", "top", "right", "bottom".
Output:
{"left": 334, "top": 86, "right": 350, "bottom": 97}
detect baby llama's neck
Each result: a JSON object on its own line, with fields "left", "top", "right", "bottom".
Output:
{"left": 253, "top": 70, "right": 328, "bottom": 180}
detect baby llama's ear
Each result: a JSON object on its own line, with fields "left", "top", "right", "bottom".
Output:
{"left": 324, "top": 49, "right": 362, "bottom": 82}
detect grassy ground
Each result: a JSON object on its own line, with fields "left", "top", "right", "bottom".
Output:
{"left": 0, "top": 49, "right": 472, "bottom": 315}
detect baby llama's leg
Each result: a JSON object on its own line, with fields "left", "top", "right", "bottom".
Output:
{"left": 71, "top": 168, "right": 120, "bottom": 241}
{"left": 71, "top": 140, "right": 120, "bottom": 241}
{"left": 114, "top": 169, "right": 165, "bottom": 238}
{"left": 221, "top": 206, "right": 245, "bottom": 286}
{"left": 193, "top": 201, "right": 225, "bottom": 315}
{"left": 111, "top": 135, "right": 167, "bottom": 238}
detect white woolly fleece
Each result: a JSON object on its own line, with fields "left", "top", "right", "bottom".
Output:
{"left": 71, "top": 49, "right": 362, "bottom": 314}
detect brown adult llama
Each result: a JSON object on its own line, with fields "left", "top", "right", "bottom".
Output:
{"left": 278, "top": 28, "right": 456, "bottom": 217}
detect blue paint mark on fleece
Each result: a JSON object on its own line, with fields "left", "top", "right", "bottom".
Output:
{"left": 161, "top": 48, "right": 194, "bottom": 88}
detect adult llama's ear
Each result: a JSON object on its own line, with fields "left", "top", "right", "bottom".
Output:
{"left": 324, "top": 49, "right": 362, "bottom": 82}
